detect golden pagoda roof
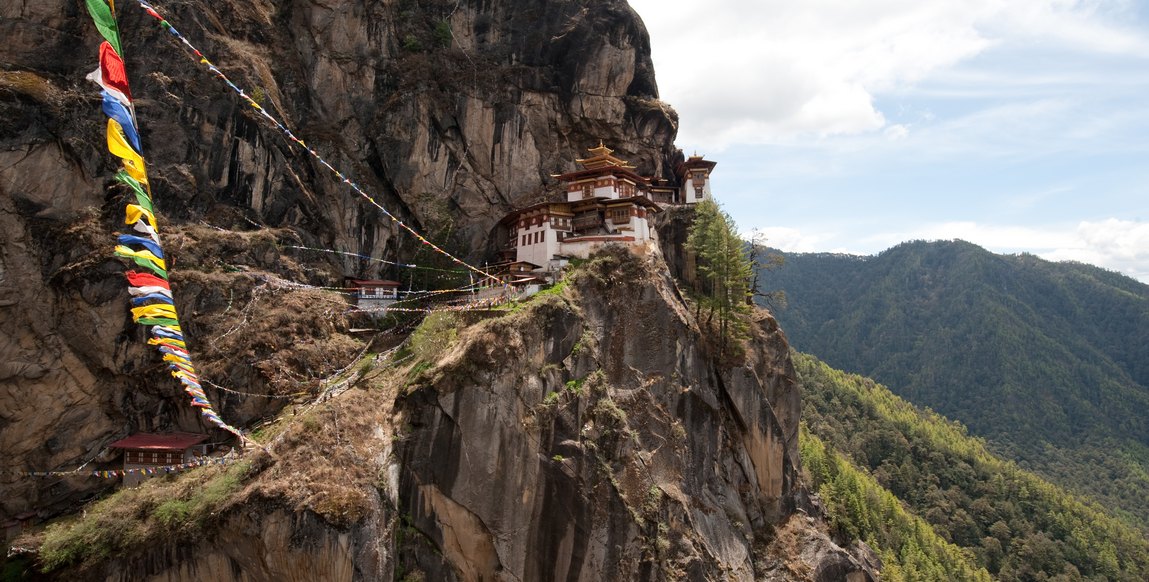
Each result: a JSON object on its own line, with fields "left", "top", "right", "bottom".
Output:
{"left": 575, "top": 141, "right": 635, "bottom": 170}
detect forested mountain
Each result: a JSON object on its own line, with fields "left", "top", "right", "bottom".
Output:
{"left": 797, "top": 352, "right": 1149, "bottom": 581}
{"left": 759, "top": 240, "right": 1149, "bottom": 526}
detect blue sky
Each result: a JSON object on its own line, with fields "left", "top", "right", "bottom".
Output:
{"left": 629, "top": 0, "right": 1149, "bottom": 282}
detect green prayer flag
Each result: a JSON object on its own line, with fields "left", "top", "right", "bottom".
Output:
{"left": 115, "top": 170, "right": 152, "bottom": 213}
{"left": 115, "top": 248, "right": 167, "bottom": 278}
{"left": 137, "top": 317, "right": 181, "bottom": 327}
{"left": 85, "top": 0, "right": 122, "bottom": 56}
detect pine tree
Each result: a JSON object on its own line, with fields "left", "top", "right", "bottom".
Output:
{"left": 687, "top": 199, "right": 753, "bottom": 358}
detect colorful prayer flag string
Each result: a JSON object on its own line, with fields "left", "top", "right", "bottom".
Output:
{"left": 84, "top": 0, "right": 245, "bottom": 442}
{"left": 22, "top": 454, "right": 234, "bottom": 478}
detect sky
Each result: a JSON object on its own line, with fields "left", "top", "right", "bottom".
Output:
{"left": 628, "top": 0, "right": 1149, "bottom": 282}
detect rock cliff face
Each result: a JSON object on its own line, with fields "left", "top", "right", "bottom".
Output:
{"left": 396, "top": 248, "right": 803, "bottom": 579}
{"left": 1, "top": 0, "right": 674, "bottom": 518}
{"left": 44, "top": 246, "right": 871, "bottom": 581}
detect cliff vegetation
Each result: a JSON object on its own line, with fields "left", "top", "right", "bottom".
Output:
{"left": 760, "top": 240, "right": 1149, "bottom": 528}
{"left": 798, "top": 352, "right": 1149, "bottom": 580}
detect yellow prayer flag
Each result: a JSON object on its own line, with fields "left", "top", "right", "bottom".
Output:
{"left": 114, "top": 245, "right": 166, "bottom": 272}
{"left": 164, "top": 353, "right": 192, "bottom": 366}
{"left": 107, "top": 118, "right": 149, "bottom": 184}
{"left": 147, "top": 337, "right": 187, "bottom": 349}
{"left": 131, "top": 303, "right": 178, "bottom": 321}
{"left": 125, "top": 204, "right": 157, "bottom": 230}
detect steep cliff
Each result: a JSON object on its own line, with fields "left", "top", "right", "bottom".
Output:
{"left": 35, "top": 246, "right": 872, "bottom": 581}
{"left": 1, "top": 0, "right": 675, "bottom": 518}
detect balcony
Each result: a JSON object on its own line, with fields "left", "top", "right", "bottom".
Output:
{"left": 572, "top": 213, "right": 602, "bottom": 230}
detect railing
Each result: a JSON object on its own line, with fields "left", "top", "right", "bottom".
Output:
{"left": 573, "top": 214, "right": 602, "bottom": 229}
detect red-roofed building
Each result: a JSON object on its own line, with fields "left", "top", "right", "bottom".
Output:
{"left": 109, "top": 432, "right": 209, "bottom": 486}
{"left": 345, "top": 278, "right": 402, "bottom": 311}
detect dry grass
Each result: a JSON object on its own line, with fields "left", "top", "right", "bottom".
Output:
{"left": 38, "top": 345, "right": 407, "bottom": 574}
{"left": 0, "top": 71, "right": 63, "bottom": 107}
{"left": 246, "top": 357, "right": 405, "bottom": 527}
{"left": 174, "top": 269, "right": 363, "bottom": 396}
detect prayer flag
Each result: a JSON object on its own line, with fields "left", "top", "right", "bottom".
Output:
{"left": 130, "top": 292, "right": 174, "bottom": 305}
{"left": 131, "top": 302, "right": 177, "bottom": 322}
{"left": 115, "top": 245, "right": 165, "bottom": 272}
{"left": 147, "top": 337, "right": 186, "bottom": 349}
{"left": 124, "top": 203, "right": 157, "bottom": 230}
{"left": 136, "top": 316, "right": 180, "bottom": 327}
{"left": 114, "top": 246, "right": 166, "bottom": 278}
{"left": 115, "top": 170, "right": 152, "bottom": 212}
{"left": 130, "top": 218, "right": 160, "bottom": 244}
{"left": 126, "top": 270, "right": 169, "bottom": 290}
{"left": 84, "top": 0, "right": 122, "bottom": 56}
{"left": 87, "top": 67, "right": 131, "bottom": 107}
{"left": 117, "top": 234, "right": 164, "bottom": 258}
{"left": 107, "top": 119, "right": 148, "bottom": 183}
{"left": 102, "top": 91, "right": 140, "bottom": 152}
{"left": 129, "top": 285, "right": 172, "bottom": 298}
{"left": 98, "top": 41, "right": 132, "bottom": 102}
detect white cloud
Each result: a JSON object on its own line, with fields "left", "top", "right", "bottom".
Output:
{"left": 750, "top": 226, "right": 833, "bottom": 253}
{"left": 884, "top": 124, "right": 910, "bottom": 140}
{"left": 1044, "top": 219, "right": 1149, "bottom": 280}
{"left": 630, "top": 0, "right": 1149, "bottom": 149}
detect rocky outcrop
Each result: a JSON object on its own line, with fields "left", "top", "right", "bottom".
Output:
{"left": 102, "top": 507, "right": 392, "bottom": 582}
{"left": 1, "top": 0, "right": 675, "bottom": 520}
{"left": 389, "top": 246, "right": 847, "bottom": 580}
{"left": 41, "top": 246, "right": 872, "bottom": 581}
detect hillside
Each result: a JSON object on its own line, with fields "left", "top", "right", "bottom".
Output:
{"left": 759, "top": 240, "right": 1149, "bottom": 526}
{"left": 797, "top": 352, "right": 1149, "bottom": 580}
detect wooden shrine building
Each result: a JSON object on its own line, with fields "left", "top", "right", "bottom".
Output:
{"left": 345, "top": 278, "right": 402, "bottom": 311}
{"left": 108, "top": 432, "right": 209, "bottom": 487}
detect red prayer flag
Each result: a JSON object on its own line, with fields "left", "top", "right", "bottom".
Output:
{"left": 125, "top": 270, "right": 170, "bottom": 289}
{"left": 98, "top": 41, "right": 133, "bottom": 102}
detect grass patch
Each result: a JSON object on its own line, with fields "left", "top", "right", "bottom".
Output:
{"left": 396, "top": 312, "right": 459, "bottom": 364}
{"left": 593, "top": 396, "right": 627, "bottom": 426}
{"left": 565, "top": 377, "right": 586, "bottom": 395}
{"left": 493, "top": 280, "right": 569, "bottom": 313}
{"left": 532, "top": 280, "right": 567, "bottom": 300}
{"left": 38, "top": 460, "right": 252, "bottom": 572}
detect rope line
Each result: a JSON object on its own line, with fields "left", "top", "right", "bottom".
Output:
{"left": 22, "top": 451, "right": 239, "bottom": 478}
{"left": 285, "top": 245, "right": 469, "bottom": 273}
{"left": 203, "top": 378, "right": 309, "bottom": 400}
{"left": 135, "top": 0, "right": 508, "bottom": 287}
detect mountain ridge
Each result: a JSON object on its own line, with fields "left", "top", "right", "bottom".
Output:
{"left": 760, "top": 238, "right": 1149, "bottom": 526}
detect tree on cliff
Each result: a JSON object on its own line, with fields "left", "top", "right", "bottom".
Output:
{"left": 687, "top": 199, "right": 753, "bottom": 358}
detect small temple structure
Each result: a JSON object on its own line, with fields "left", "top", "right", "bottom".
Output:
{"left": 676, "top": 154, "right": 717, "bottom": 205}
{"left": 496, "top": 144, "right": 716, "bottom": 272}
{"left": 108, "top": 432, "right": 209, "bottom": 487}
{"left": 345, "top": 278, "right": 402, "bottom": 311}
